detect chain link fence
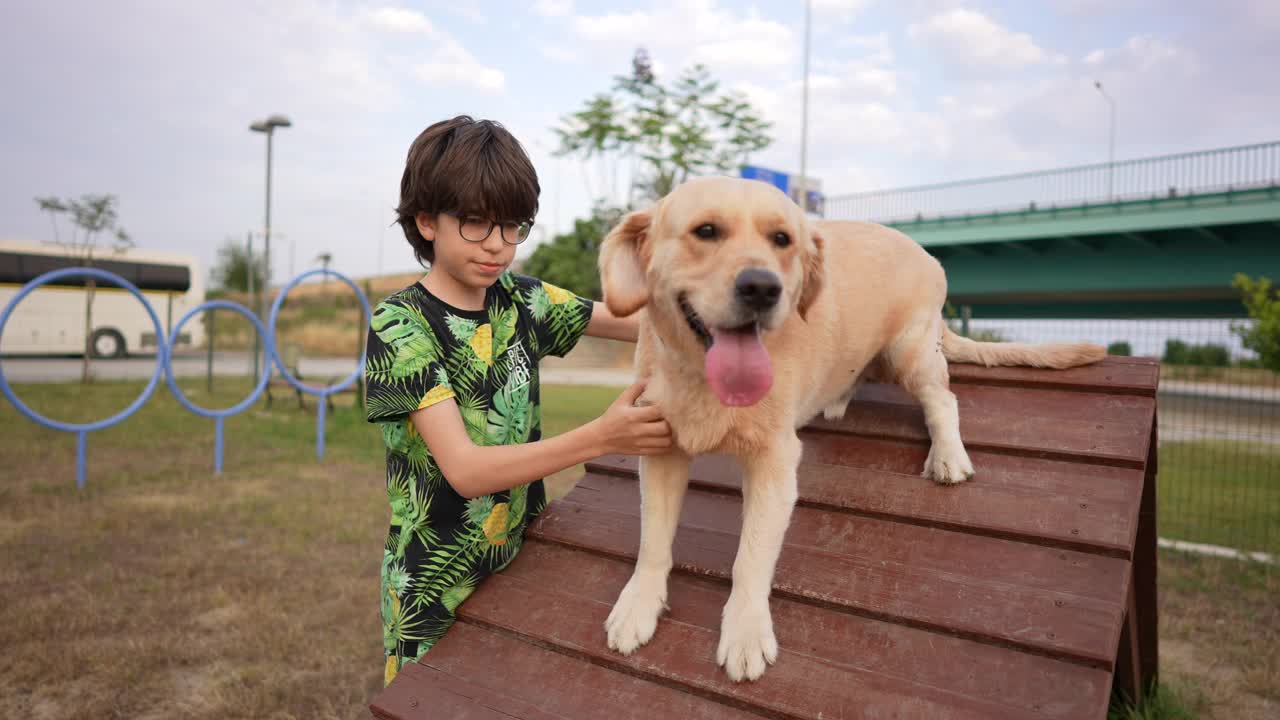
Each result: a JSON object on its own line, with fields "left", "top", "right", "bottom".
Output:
{"left": 959, "top": 316, "right": 1278, "bottom": 557}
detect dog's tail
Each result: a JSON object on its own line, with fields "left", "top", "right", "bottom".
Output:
{"left": 941, "top": 326, "right": 1106, "bottom": 369}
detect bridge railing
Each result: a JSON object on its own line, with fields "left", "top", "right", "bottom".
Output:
{"left": 825, "top": 140, "right": 1280, "bottom": 224}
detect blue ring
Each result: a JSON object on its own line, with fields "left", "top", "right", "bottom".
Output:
{"left": 267, "top": 268, "right": 371, "bottom": 396}
{"left": 0, "top": 267, "right": 168, "bottom": 433}
{"left": 163, "top": 299, "right": 272, "bottom": 417}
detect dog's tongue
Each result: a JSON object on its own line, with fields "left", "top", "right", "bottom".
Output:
{"left": 704, "top": 326, "right": 773, "bottom": 406}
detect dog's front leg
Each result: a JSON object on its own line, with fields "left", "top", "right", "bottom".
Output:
{"left": 605, "top": 450, "right": 691, "bottom": 655}
{"left": 718, "top": 432, "right": 802, "bottom": 682}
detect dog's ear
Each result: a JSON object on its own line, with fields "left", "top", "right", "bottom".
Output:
{"left": 598, "top": 209, "right": 653, "bottom": 317}
{"left": 797, "top": 223, "right": 825, "bottom": 320}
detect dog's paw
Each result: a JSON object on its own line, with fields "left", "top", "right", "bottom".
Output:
{"left": 922, "top": 443, "right": 975, "bottom": 484}
{"left": 821, "top": 392, "right": 853, "bottom": 421}
{"left": 716, "top": 598, "right": 778, "bottom": 682}
{"left": 604, "top": 572, "right": 667, "bottom": 655}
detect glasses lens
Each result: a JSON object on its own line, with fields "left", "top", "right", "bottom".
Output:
{"left": 459, "top": 217, "right": 493, "bottom": 242}
{"left": 503, "top": 221, "right": 533, "bottom": 244}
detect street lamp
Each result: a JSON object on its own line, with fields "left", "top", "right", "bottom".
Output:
{"left": 797, "top": 0, "right": 812, "bottom": 212}
{"left": 1093, "top": 81, "right": 1116, "bottom": 201}
{"left": 249, "top": 113, "right": 291, "bottom": 376}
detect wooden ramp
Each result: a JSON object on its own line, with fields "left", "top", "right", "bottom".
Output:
{"left": 371, "top": 356, "right": 1160, "bottom": 720}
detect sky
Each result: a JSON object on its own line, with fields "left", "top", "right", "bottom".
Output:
{"left": 2, "top": 0, "right": 1278, "bottom": 288}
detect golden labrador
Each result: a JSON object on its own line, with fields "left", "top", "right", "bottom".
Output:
{"left": 596, "top": 175, "right": 1105, "bottom": 682}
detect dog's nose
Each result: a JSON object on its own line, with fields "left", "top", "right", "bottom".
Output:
{"left": 735, "top": 268, "right": 782, "bottom": 312}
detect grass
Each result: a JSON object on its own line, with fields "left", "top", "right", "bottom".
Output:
{"left": 1160, "top": 364, "right": 1279, "bottom": 388}
{"left": 1109, "top": 682, "right": 1207, "bottom": 720}
{"left": 0, "top": 378, "right": 618, "bottom": 719}
{"left": 1158, "top": 440, "right": 1280, "bottom": 555}
{"left": 1154, "top": 549, "right": 1278, "bottom": 719}
{"left": 2, "top": 379, "right": 1277, "bottom": 718}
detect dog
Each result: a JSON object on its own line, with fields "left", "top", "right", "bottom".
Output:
{"left": 595, "top": 175, "right": 1106, "bottom": 683}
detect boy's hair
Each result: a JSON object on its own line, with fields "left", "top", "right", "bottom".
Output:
{"left": 396, "top": 115, "right": 540, "bottom": 266}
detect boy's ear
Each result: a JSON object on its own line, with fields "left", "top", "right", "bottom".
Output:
{"left": 414, "top": 212, "right": 437, "bottom": 241}
{"left": 598, "top": 209, "right": 653, "bottom": 317}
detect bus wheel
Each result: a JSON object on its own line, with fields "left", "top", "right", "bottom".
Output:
{"left": 90, "top": 328, "right": 127, "bottom": 359}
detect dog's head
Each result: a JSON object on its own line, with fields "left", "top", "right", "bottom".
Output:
{"left": 599, "top": 176, "right": 825, "bottom": 407}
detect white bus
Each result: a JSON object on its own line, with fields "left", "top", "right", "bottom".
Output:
{"left": 0, "top": 239, "right": 205, "bottom": 358}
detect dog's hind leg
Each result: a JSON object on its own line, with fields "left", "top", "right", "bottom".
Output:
{"left": 717, "top": 431, "right": 802, "bottom": 682}
{"left": 605, "top": 450, "right": 691, "bottom": 655}
{"left": 887, "top": 315, "right": 974, "bottom": 484}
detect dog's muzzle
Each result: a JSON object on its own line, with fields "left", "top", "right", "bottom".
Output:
{"left": 734, "top": 268, "right": 782, "bottom": 314}
{"left": 678, "top": 294, "right": 713, "bottom": 349}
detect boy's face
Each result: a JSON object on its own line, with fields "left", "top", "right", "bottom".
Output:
{"left": 416, "top": 211, "right": 519, "bottom": 288}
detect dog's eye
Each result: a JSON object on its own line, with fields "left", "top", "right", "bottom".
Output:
{"left": 772, "top": 231, "right": 792, "bottom": 248}
{"left": 693, "top": 223, "right": 718, "bottom": 240}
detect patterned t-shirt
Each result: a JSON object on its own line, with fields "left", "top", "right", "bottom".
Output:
{"left": 363, "top": 271, "right": 594, "bottom": 686}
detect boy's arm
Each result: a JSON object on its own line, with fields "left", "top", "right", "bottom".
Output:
{"left": 584, "top": 301, "right": 643, "bottom": 343}
{"left": 411, "top": 382, "right": 665, "bottom": 499}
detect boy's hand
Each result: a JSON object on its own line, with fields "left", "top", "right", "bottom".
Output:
{"left": 592, "top": 381, "right": 673, "bottom": 456}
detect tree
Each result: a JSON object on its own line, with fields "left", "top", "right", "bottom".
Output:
{"left": 1106, "top": 341, "right": 1132, "bottom": 357}
{"left": 553, "top": 48, "right": 774, "bottom": 206}
{"left": 520, "top": 202, "right": 626, "bottom": 301}
{"left": 211, "top": 236, "right": 267, "bottom": 293}
{"left": 34, "top": 194, "right": 133, "bottom": 383}
{"left": 1232, "top": 273, "right": 1280, "bottom": 372}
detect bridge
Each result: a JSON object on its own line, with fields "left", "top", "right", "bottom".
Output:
{"left": 824, "top": 141, "right": 1280, "bottom": 319}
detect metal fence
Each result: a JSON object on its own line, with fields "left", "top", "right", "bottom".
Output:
{"left": 958, "top": 316, "right": 1279, "bottom": 558}
{"left": 825, "top": 140, "right": 1280, "bottom": 224}
{"left": 0, "top": 266, "right": 370, "bottom": 487}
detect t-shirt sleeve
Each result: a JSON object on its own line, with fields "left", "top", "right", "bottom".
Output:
{"left": 513, "top": 274, "right": 595, "bottom": 359}
{"left": 364, "top": 296, "right": 454, "bottom": 423}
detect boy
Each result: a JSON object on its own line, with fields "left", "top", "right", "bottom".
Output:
{"left": 364, "top": 115, "right": 672, "bottom": 686}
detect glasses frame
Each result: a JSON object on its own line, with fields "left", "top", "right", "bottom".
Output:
{"left": 443, "top": 211, "right": 534, "bottom": 246}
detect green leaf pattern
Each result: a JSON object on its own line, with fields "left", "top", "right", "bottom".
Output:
{"left": 363, "top": 274, "right": 593, "bottom": 685}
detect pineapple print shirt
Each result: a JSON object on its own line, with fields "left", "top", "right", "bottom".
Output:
{"left": 363, "top": 272, "right": 593, "bottom": 685}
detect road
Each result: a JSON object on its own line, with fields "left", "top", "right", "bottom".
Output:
{"left": 0, "top": 351, "right": 630, "bottom": 386}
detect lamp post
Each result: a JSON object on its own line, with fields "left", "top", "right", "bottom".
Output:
{"left": 1093, "top": 81, "right": 1116, "bottom": 201}
{"left": 797, "top": 0, "right": 812, "bottom": 212}
{"left": 249, "top": 113, "right": 291, "bottom": 377}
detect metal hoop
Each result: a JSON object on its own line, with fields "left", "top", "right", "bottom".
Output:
{"left": 0, "top": 267, "right": 168, "bottom": 487}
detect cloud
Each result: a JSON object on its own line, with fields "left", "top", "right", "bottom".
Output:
{"left": 415, "top": 41, "right": 506, "bottom": 94}
{"left": 565, "top": 1, "right": 797, "bottom": 76}
{"left": 839, "top": 32, "right": 894, "bottom": 65}
{"left": 908, "top": 8, "right": 1047, "bottom": 67}
{"left": 357, "top": 6, "right": 435, "bottom": 35}
{"left": 534, "top": 0, "right": 573, "bottom": 17}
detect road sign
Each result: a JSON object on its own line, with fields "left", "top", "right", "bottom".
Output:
{"left": 740, "top": 165, "right": 825, "bottom": 217}
{"left": 740, "top": 165, "right": 790, "bottom": 193}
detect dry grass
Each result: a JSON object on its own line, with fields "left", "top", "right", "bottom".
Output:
{"left": 0, "top": 459, "right": 387, "bottom": 720}
{"left": 1156, "top": 550, "right": 1278, "bottom": 719}
{"left": 0, "top": 378, "right": 611, "bottom": 719}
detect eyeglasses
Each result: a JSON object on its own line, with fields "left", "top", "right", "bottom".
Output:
{"left": 443, "top": 211, "right": 534, "bottom": 245}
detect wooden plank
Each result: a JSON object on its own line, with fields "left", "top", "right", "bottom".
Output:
{"left": 947, "top": 356, "right": 1159, "bottom": 396}
{"left": 380, "top": 622, "right": 763, "bottom": 720}
{"left": 535, "top": 473, "right": 1129, "bottom": 667}
{"left": 587, "top": 434, "right": 1143, "bottom": 556}
{"left": 458, "top": 541, "right": 1112, "bottom": 720}
{"left": 810, "top": 383, "right": 1154, "bottom": 467}
{"left": 371, "top": 656, "right": 565, "bottom": 719}
{"left": 1118, "top": 418, "right": 1160, "bottom": 701}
